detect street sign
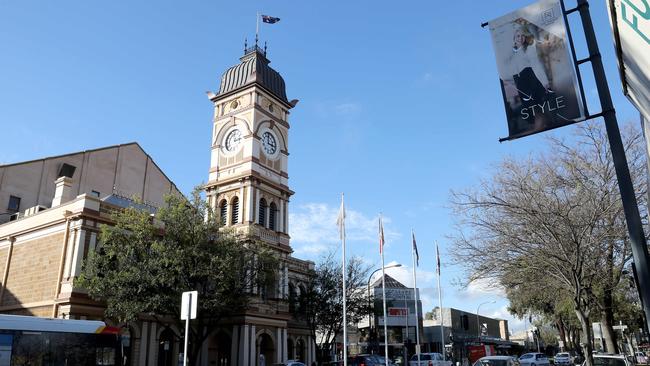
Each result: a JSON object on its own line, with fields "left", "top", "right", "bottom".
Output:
{"left": 181, "top": 291, "right": 198, "bottom": 320}
{"left": 613, "top": 325, "right": 628, "bottom": 331}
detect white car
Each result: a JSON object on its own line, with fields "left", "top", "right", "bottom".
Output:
{"left": 409, "top": 353, "right": 453, "bottom": 366}
{"left": 554, "top": 353, "right": 573, "bottom": 366}
{"left": 473, "top": 356, "right": 519, "bottom": 366}
{"left": 636, "top": 352, "right": 649, "bottom": 364}
{"left": 586, "top": 354, "right": 634, "bottom": 366}
{"left": 518, "top": 353, "right": 549, "bottom": 366}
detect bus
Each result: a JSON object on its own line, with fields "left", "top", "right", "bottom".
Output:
{"left": 0, "top": 314, "right": 123, "bottom": 366}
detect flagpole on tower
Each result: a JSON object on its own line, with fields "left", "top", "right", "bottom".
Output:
{"left": 411, "top": 230, "right": 421, "bottom": 365}
{"left": 436, "top": 241, "right": 445, "bottom": 360}
{"left": 379, "top": 215, "right": 389, "bottom": 366}
{"left": 337, "top": 193, "right": 348, "bottom": 366}
{"left": 255, "top": 11, "right": 260, "bottom": 45}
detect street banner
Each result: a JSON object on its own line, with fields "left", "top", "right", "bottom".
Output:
{"left": 489, "top": 0, "right": 585, "bottom": 140}
{"left": 607, "top": 0, "right": 650, "bottom": 122}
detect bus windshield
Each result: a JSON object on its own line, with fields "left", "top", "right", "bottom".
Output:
{"left": 0, "top": 315, "right": 121, "bottom": 366}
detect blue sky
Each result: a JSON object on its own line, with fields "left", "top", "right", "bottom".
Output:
{"left": 0, "top": 1, "right": 642, "bottom": 333}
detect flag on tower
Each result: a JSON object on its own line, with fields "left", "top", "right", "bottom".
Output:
{"left": 412, "top": 231, "right": 419, "bottom": 266}
{"left": 379, "top": 216, "right": 385, "bottom": 254}
{"left": 261, "top": 15, "right": 280, "bottom": 24}
{"left": 436, "top": 242, "right": 441, "bottom": 275}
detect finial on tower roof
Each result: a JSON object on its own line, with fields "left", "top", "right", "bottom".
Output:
{"left": 264, "top": 41, "right": 267, "bottom": 56}
{"left": 244, "top": 38, "right": 248, "bottom": 55}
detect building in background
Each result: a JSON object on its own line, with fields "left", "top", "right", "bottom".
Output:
{"left": 423, "top": 307, "right": 517, "bottom": 363}
{"left": 357, "top": 274, "right": 424, "bottom": 361}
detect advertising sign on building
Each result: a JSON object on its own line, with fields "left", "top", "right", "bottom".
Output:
{"left": 607, "top": 0, "right": 650, "bottom": 122}
{"left": 489, "top": 0, "right": 585, "bottom": 140}
{"left": 388, "top": 307, "right": 408, "bottom": 317}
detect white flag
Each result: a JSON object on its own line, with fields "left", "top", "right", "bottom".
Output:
{"left": 336, "top": 194, "right": 345, "bottom": 240}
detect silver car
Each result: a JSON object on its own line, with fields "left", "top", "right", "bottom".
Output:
{"left": 518, "top": 353, "right": 550, "bottom": 366}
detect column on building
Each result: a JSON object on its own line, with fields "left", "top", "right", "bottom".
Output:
{"left": 249, "top": 325, "right": 257, "bottom": 366}
{"left": 283, "top": 329, "right": 288, "bottom": 363}
{"left": 240, "top": 325, "right": 250, "bottom": 366}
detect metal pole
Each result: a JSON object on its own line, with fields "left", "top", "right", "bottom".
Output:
{"left": 411, "top": 234, "right": 420, "bottom": 364}
{"left": 183, "top": 295, "right": 191, "bottom": 366}
{"left": 380, "top": 216, "right": 389, "bottom": 366}
{"left": 404, "top": 297, "right": 409, "bottom": 363}
{"left": 341, "top": 194, "right": 348, "bottom": 366}
{"left": 576, "top": 0, "right": 650, "bottom": 333}
{"left": 436, "top": 241, "right": 444, "bottom": 361}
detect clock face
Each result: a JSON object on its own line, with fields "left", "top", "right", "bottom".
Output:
{"left": 261, "top": 131, "right": 277, "bottom": 155}
{"left": 224, "top": 129, "right": 242, "bottom": 152}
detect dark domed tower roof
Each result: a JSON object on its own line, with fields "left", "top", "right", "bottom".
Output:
{"left": 216, "top": 45, "right": 289, "bottom": 105}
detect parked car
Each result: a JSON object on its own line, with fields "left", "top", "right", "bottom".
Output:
{"left": 273, "top": 361, "right": 306, "bottom": 366}
{"left": 636, "top": 352, "right": 649, "bottom": 364}
{"left": 472, "top": 356, "right": 519, "bottom": 366}
{"left": 348, "top": 354, "right": 396, "bottom": 366}
{"left": 408, "top": 352, "right": 453, "bottom": 366}
{"left": 518, "top": 353, "right": 550, "bottom": 366}
{"left": 585, "top": 354, "right": 634, "bottom": 366}
{"left": 554, "top": 353, "right": 573, "bottom": 366}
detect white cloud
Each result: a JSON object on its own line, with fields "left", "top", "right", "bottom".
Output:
{"left": 334, "top": 102, "right": 361, "bottom": 117}
{"left": 289, "top": 202, "right": 400, "bottom": 259}
{"left": 489, "top": 305, "right": 525, "bottom": 334}
{"left": 464, "top": 278, "right": 505, "bottom": 299}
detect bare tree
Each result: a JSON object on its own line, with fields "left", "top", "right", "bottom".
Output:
{"left": 449, "top": 122, "right": 645, "bottom": 365}
{"left": 299, "top": 252, "right": 371, "bottom": 362}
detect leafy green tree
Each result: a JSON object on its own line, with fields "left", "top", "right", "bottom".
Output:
{"left": 78, "top": 190, "right": 278, "bottom": 365}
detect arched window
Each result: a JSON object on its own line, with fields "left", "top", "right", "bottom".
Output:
{"left": 269, "top": 202, "right": 277, "bottom": 231}
{"left": 219, "top": 200, "right": 228, "bottom": 225}
{"left": 259, "top": 198, "right": 267, "bottom": 226}
{"left": 231, "top": 197, "right": 239, "bottom": 224}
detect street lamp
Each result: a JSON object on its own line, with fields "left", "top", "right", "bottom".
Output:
{"left": 476, "top": 300, "right": 496, "bottom": 341}
{"left": 367, "top": 263, "right": 402, "bottom": 353}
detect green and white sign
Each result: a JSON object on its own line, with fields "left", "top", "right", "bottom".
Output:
{"left": 607, "top": 0, "right": 650, "bottom": 121}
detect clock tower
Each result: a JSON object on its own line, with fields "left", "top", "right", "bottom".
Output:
{"left": 205, "top": 44, "right": 315, "bottom": 366}
{"left": 206, "top": 44, "right": 295, "bottom": 247}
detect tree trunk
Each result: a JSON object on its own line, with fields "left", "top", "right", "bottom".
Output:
{"left": 601, "top": 240, "right": 620, "bottom": 354}
{"left": 600, "top": 310, "right": 619, "bottom": 354}
{"left": 575, "top": 308, "right": 594, "bottom": 366}
{"left": 556, "top": 317, "right": 568, "bottom": 351}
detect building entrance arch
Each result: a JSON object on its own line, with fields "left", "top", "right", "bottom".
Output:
{"left": 208, "top": 331, "right": 231, "bottom": 366}
{"left": 257, "top": 332, "right": 275, "bottom": 366}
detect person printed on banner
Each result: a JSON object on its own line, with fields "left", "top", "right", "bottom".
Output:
{"left": 503, "top": 19, "right": 556, "bottom": 132}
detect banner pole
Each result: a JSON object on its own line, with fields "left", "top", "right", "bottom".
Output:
{"left": 576, "top": 0, "right": 650, "bottom": 334}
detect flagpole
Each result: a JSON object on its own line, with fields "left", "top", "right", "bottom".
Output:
{"left": 341, "top": 193, "right": 348, "bottom": 366}
{"left": 411, "top": 230, "right": 421, "bottom": 365}
{"left": 255, "top": 11, "right": 260, "bottom": 45}
{"left": 436, "top": 241, "right": 445, "bottom": 361}
{"left": 380, "top": 216, "right": 389, "bottom": 366}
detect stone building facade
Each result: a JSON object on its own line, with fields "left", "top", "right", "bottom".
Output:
{"left": 0, "top": 143, "right": 180, "bottom": 365}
